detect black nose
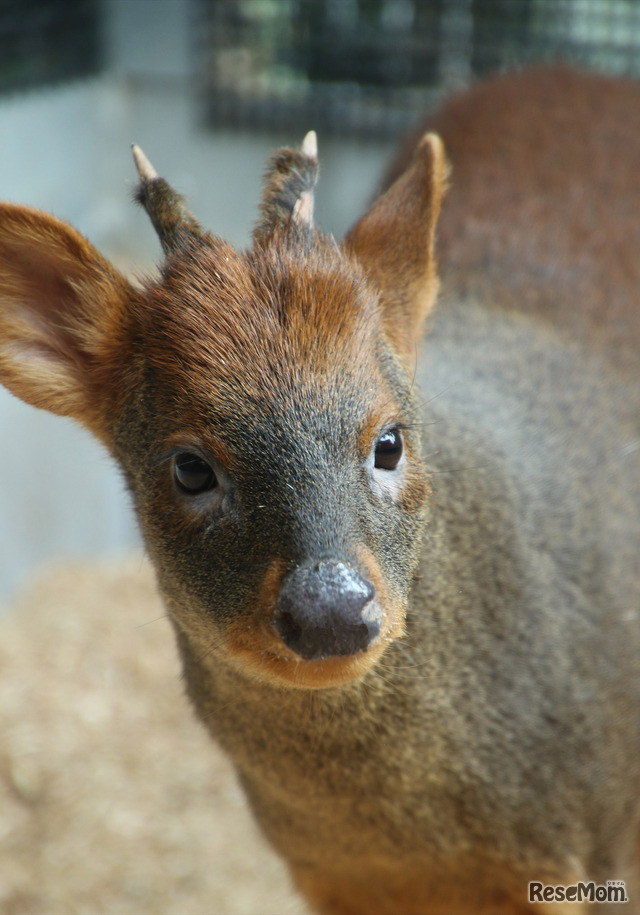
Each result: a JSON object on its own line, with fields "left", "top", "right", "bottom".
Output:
{"left": 274, "top": 560, "right": 381, "bottom": 661}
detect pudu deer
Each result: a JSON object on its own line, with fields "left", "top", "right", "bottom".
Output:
{"left": 0, "top": 65, "right": 639, "bottom": 914}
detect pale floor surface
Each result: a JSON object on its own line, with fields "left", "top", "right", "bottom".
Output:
{"left": 0, "top": 556, "right": 308, "bottom": 915}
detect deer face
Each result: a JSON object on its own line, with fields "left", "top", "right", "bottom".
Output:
{"left": 0, "top": 132, "right": 446, "bottom": 689}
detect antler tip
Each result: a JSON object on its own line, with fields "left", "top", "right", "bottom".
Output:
{"left": 131, "top": 144, "right": 159, "bottom": 182}
{"left": 301, "top": 130, "right": 318, "bottom": 160}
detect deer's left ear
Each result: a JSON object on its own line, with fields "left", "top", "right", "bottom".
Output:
{"left": 343, "top": 133, "right": 448, "bottom": 362}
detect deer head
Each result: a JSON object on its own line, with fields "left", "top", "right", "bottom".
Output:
{"left": 0, "top": 131, "right": 446, "bottom": 689}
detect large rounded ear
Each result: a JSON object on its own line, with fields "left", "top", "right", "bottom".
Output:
{"left": 0, "top": 205, "right": 136, "bottom": 444}
{"left": 343, "top": 133, "right": 448, "bottom": 362}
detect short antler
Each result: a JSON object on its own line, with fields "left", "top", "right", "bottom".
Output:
{"left": 132, "top": 145, "right": 204, "bottom": 255}
{"left": 253, "top": 131, "right": 319, "bottom": 246}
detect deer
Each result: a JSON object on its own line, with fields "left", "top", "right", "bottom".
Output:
{"left": 0, "top": 64, "right": 638, "bottom": 914}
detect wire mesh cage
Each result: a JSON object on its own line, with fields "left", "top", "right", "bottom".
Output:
{"left": 0, "top": 0, "right": 638, "bottom": 136}
{"left": 0, "top": 0, "right": 103, "bottom": 95}
{"left": 197, "top": 0, "right": 640, "bottom": 138}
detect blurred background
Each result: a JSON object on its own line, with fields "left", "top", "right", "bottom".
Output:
{"left": 1, "top": 0, "right": 639, "bottom": 606}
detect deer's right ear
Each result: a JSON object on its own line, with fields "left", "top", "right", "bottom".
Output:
{"left": 343, "top": 133, "right": 448, "bottom": 363}
{"left": 0, "top": 205, "right": 136, "bottom": 443}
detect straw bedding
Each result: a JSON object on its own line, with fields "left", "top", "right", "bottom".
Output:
{"left": 0, "top": 556, "right": 306, "bottom": 915}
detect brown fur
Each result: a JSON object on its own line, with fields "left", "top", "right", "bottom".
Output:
{"left": 384, "top": 65, "right": 640, "bottom": 366}
{"left": 0, "top": 68, "right": 639, "bottom": 913}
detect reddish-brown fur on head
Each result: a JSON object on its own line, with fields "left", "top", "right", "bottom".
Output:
{"left": 0, "top": 132, "right": 444, "bottom": 691}
{"left": 123, "top": 231, "right": 427, "bottom": 688}
{"left": 123, "top": 226, "right": 434, "bottom": 689}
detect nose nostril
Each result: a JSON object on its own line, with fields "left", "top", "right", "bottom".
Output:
{"left": 273, "top": 560, "right": 382, "bottom": 661}
{"left": 275, "top": 610, "right": 303, "bottom": 650}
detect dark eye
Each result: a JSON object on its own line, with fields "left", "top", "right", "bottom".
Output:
{"left": 374, "top": 428, "right": 404, "bottom": 471}
{"left": 174, "top": 452, "right": 217, "bottom": 494}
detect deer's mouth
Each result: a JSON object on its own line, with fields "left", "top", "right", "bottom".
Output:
{"left": 225, "top": 636, "right": 394, "bottom": 690}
